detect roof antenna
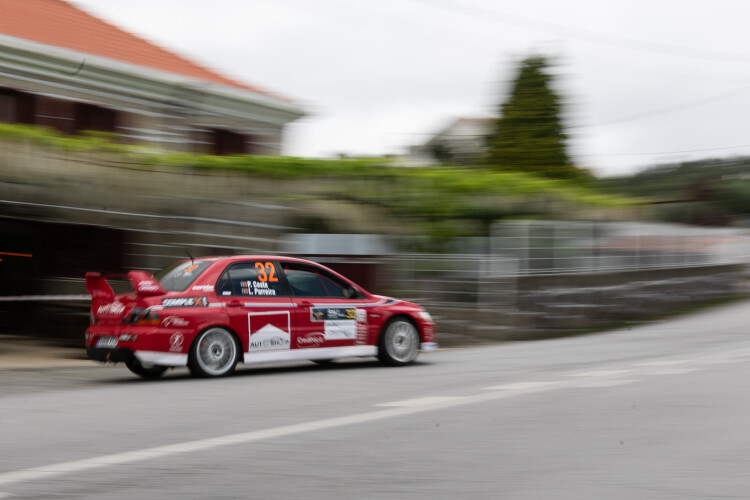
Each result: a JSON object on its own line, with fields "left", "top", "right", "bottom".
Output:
{"left": 186, "top": 250, "right": 194, "bottom": 264}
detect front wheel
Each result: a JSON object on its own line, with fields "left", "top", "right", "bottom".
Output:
{"left": 126, "top": 359, "right": 168, "bottom": 379}
{"left": 188, "top": 327, "right": 239, "bottom": 377}
{"left": 378, "top": 318, "right": 420, "bottom": 366}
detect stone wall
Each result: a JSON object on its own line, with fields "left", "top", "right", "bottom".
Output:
{"left": 433, "top": 264, "right": 747, "bottom": 345}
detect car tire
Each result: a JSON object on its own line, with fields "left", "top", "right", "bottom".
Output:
{"left": 188, "top": 327, "right": 240, "bottom": 377}
{"left": 125, "top": 359, "right": 168, "bottom": 379}
{"left": 378, "top": 317, "right": 420, "bottom": 366}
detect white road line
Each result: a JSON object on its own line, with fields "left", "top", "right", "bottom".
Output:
{"left": 568, "top": 370, "right": 631, "bottom": 377}
{"left": 701, "top": 359, "right": 746, "bottom": 365}
{"left": 576, "top": 379, "right": 640, "bottom": 388}
{"left": 0, "top": 406, "right": 446, "bottom": 486}
{"left": 634, "top": 360, "right": 693, "bottom": 367}
{"left": 376, "top": 396, "right": 466, "bottom": 407}
{"left": 645, "top": 368, "right": 700, "bottom": 375}
{"left": 0, "top": 385, "right": 558, "bottom": 487}
{"left": 483, "top": 382, "right": 559, "bottom": 391}
{"left": 1, "top": 347, "right": 742, "bottom": 487}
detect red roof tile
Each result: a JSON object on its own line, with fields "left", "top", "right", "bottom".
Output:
{"left": 0, "top": 0, "right": 277, "bottom": 97}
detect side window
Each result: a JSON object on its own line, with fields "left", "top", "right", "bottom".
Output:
{"left": 216, "top": 261, "right": 285, "bottom": 297}
{"left": 319, "top": 274, "right": 350, "bottom": 298}
{"left": 284, "top": 269, "right": 328, "bottom": 297}
{"left": 282, "top": 263, "right": 357, "bottom": 298}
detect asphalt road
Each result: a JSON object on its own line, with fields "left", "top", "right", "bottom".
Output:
{"left": 2, "top": 300, "right": 750, "bottom": 499}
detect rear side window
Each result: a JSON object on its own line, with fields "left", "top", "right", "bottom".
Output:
{"left": 155, "top": 261, "right": 212, "bottom": 292}
{"left": 216, "top": 261, "right": 286, "bottom": 297}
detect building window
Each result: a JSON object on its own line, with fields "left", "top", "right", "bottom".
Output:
{"left": 211, "top": 128, "right": 246, "bottom": 155}
{"left": 0, "top": 88, "right": 35, "bottom": 124}
{"left": 74, "top": 103, "right": 117, "bottom": 133}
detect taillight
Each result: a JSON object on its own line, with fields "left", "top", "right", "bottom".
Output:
{"left": 127, "top": 308, "right": 161, "bottom": 326}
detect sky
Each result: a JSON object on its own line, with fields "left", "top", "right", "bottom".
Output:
{"left": 69, "top": 0, "right": 750, "bottom": 177}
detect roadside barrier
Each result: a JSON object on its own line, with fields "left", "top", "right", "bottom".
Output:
{"left": 0, "top": 295, "right": 90, "bottom": 301}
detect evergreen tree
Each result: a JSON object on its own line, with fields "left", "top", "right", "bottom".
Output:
{"left": 486, "top": 55, "right": 578, "bottom": 179}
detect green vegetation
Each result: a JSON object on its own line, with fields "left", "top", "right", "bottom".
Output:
{"left": 598, "top": 156, "right": 750, "bottom": 225}
{"left": 0, "top": 122, "right": 638, "bottom": 238}
{"left": 0, "top": 123, "right": 130, "bottom": 153}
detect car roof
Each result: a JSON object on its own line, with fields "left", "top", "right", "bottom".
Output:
{"left": 194, "top": 255, "right": 315, "bottom": 264}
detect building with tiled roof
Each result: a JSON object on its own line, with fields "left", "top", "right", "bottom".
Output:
{"left": 403, "top": 117, "right": 495, "bottom": 166}
{"left": 0, "top": 0, "right": 304, "bottom": 154}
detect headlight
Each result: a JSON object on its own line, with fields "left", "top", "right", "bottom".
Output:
{"left": 418, "top": 311, "right": 433, "bottom": 322}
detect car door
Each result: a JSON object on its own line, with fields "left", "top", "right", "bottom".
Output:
{"left": 214, "top": 260, "right": 295, "bottom": 360}
{"left": 280, "top": 261, "right": 371, "bottom": 350}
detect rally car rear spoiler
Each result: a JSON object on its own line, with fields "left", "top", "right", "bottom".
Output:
{"left": 85, "top": 270, "right": 166, "bottom": 300}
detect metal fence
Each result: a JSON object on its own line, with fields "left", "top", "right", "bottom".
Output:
{"left": 491, "top": 221, "right": 750, "bottom": 273}
{"left": 383, "top": 221, "right": 750, "bottom": 308}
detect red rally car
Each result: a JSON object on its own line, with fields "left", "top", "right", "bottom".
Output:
{"left": 85, "top": 256, "right": 438, "bottom": 379}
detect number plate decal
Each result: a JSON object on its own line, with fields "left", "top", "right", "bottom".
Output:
{"left": 96, "top": 337, "right": 118, "bottom": 348}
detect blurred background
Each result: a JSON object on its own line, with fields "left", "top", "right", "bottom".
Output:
{"left": 2, "top": 0, "right": 750, "bottom": 346}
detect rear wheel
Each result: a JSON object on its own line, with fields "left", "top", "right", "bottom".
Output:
{"left": 188, "top": 327, "right": 239, "bottom": 377}
{"left": 125, "top": 359, "right": 168, "bottom": 379}
{"left": 378, "top": 318, "right": 420, "bottom": 366}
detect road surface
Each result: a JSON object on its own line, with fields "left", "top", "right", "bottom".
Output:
{"left": 2, "top": 300, "right": 750, "bottom": 499}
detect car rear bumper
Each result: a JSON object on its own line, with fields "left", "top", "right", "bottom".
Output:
{"left": 87, "top": 346, "right": 135, "bottom": 363}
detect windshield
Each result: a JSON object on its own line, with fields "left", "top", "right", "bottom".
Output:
{"left": 154, "top": 260, "right": 212, "bottom": 292}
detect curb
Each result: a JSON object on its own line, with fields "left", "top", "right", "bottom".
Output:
{"left": 0, "top": 335, "right": 90, "bottom": 370}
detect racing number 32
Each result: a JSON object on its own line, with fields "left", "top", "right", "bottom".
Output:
{"left": 255, "top": 262, "right": 278, "bottom": 282}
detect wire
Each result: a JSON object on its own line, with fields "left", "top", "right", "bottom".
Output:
{"left": 574, "top": 85, "right": 750, "bottom": 128}
{"left": 407, "top": 0, "right": 750, "bottom": 64}
{"left": 586, "top": 143, "right": 750, "bottom": 157}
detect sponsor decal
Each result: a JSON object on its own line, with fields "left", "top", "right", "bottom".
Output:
{"left": 162, "top": 297, "right": 208, "bottom": 308}
{"left": 355, "top": 308, "right": 368, "bottom": 344}
{"left": 248, "top": 311, "right": 291, "bottom": 352}
{"left": 311, "top": 308, "right": 357, "bottom": 340}
{"left": 191, "top": 285, "right": 214, "bottom": 292}
{"left": 310, "top": 308, "right": 357, "bottom": 321}
{"left": 97, "top": 301, "right": 125, "bottom": 316}
{"left": 162, "top": 316, "right": 189, "bottom": 328}
{"left": 356, "top": 323, "right": 368, "bottom": 344}
{"left": 324, "top": 320, "right": 356, "bottom": 340}
{"left": 251, "top": 335, "right": 289, "bottom": 350}
{"left": 297, "top": 333, "right": 325, "bottom": 348}
{"left": 356, "top": 309, "right": 369, "bottom": 345}
{"left": 356, "top": 308, "right": 367, "bottom": 322}
{"left": 169, "top": 333, "right": 184, "bottom": 352}
{"left": 137, "top": 281, "right": 161, "bottom": 293}
{"left": 182, "top": 264, "right": 200, "bottom": 276}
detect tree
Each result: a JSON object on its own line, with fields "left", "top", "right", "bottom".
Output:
{"left": 486, "top": 55, "right": 579, "bottom": 179}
